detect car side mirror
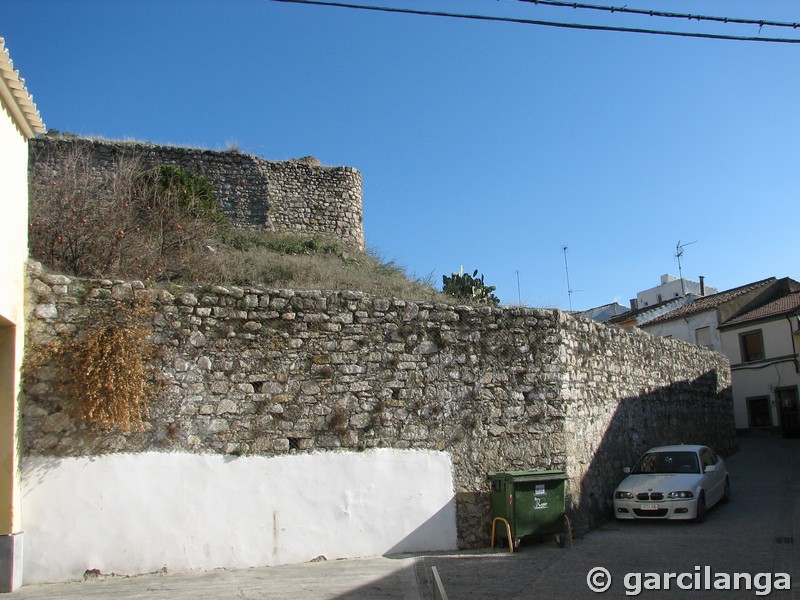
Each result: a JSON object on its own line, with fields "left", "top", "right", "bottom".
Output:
{"left": 704, "top": 465, "right": 717, "bottom": 473}
{"left": 623, "top": 467, "right": 631, "bottom": 474}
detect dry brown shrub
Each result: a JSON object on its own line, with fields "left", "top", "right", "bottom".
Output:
{"left": 28, "top": 142, "right": 446, "bottom": 302}
{"left": 52, "top": 304, "right": 159, "bottom": 431}
{"left": 29, "top": 143, "right": 225, "bottom": 282}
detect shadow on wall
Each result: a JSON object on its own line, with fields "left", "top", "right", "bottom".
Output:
{"left": 567, "top": 369, "right": 737, "bottom": 535}
{"left": 382, "top": 499, "right": 457, "bottom": 556}
{"left": 328, "top": 371, "right": 737, "bottom": 599}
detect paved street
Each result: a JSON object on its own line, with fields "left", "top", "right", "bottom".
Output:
{"left": 417, "top": 437, "right": 799, "bottom": 599}
{"left": 14, "top": 437, "right": 799, "bottom": 599}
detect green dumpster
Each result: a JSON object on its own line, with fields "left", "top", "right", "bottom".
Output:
{"left": 489, "top": 469, "right": 569, "bottom": 550}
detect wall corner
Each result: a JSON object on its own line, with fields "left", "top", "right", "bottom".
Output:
{"left": 0, "top": 531, "right": 23, "bottom": 592}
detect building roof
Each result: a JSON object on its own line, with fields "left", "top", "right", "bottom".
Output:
{"left": 0, "top": 38, "right": 45, "bottom": 139}
{"left": 642, "top": 278, "right": 776, "bottom": 326}
{"left": 605, "top": 295, "right": 693, "bottom": 326}
{"left": 719, "top": 291, "right": 800, "bottom": 329}
{"left": 573, "top": 302, "right": 630, "bottom": 322}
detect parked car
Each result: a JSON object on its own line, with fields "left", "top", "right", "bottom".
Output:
{"left": 613, "top": 444, "right": 730, "bottom": 522}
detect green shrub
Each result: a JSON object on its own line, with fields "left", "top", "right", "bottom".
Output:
{"left": 137, "top": 164, "right": 225, "bottom": 225}
{"left": 29, "top": 146, "right": 226, "bottom": 282}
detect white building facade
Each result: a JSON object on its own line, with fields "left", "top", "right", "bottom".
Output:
{"left": 642, "top": 279, "right": 800, "bottom": 437}
{"left": 636, "top": 274, "right": 717, "bottom": 309}
{"left": 0, "top": 38, "right": 45, "bottom": 592}
{"left": 718, "top": 294, "right": 800, "bottom": 436}
{"left": 643, "top": 307, "right": 721, "bottom": 351}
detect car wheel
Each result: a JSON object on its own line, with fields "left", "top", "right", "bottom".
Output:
{"left": 695, "top": 492, "right": 707, "bottom": 523}
{"left": 721, "top": 478, "right": 731, "bottom": 504}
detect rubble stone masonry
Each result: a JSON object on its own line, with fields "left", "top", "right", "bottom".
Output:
{"left": 23, "top": 263, "right": 736, "bottom": 548}
{"left": 28, "top": 136, "right": 364, "bottom": 250}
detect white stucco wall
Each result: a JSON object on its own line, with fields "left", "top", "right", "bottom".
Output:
{"left": 0, "top": 40, "right": 45, "bottom": 591}
{"left": 637, "top": 276, "right": 685, "bottom": 307}
{"left": 727, "top": 363, "right": 799, "bottom": 429}
{"left": 0, "top": 99, "right": 29, "bottom": 327}
{"left": 643, "top": 311, "right": 722, "bottom": 352}
{"left": 0, "top": 75, "right": 33, "bottom": 556}
{"left": 637, "top": 276, "right": 717, "bottom": 309}
{"left": 720, "top": 319, "right": 800, "bottom": 429}
{"left": 721, "top": 319, "right": 796, "bottom": 365}
{"left": 21, "top": 449, "right": 457, "bottom": 584}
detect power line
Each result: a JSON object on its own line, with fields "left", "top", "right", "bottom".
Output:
{"left": 269, "top": 0, "right": 800, "bottom": 44}
{"left": 514, "top": 0, "right": 800, "bottom": 31}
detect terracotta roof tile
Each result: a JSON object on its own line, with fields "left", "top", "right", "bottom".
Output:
{"left": 720, "top": 291, "right": 800, "bottom": 328}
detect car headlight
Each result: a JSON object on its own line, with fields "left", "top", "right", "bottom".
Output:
{"left": 615, "top": 491, "right": 634, "bottom": 499}
{"left": 668, "top": 491, "right": 694, "bottom": 499}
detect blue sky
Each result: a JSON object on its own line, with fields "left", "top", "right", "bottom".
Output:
{"left": 4, "top": 0, "right": 799, "bottom": 308}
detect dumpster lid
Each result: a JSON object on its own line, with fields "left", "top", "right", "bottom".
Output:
{"left": 488, "top": 469, "right": 568, "bottom": 482}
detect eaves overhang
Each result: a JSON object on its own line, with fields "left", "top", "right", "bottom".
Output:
{"left": 0, "top": 38, "right": 45, "bottom": 139}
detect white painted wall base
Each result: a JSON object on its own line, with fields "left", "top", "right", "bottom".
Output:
{"left": 21, "top": 449, "right": 456, "bottom": 584}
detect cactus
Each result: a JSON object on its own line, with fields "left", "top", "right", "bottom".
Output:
{"left": 442, "top": 268, "right": 499, "bottom": 305}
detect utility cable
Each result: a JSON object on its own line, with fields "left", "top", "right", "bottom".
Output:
{"left": 513, "top": 0, "right": 800, "bottom": 31}
{"left": 269, "top": 0, "right": 800, "bottom": 44}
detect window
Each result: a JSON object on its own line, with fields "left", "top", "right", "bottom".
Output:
{"left": 632, "top": 451, "right": 699, "bottom": 474}
{"left": 747, "top": 396, "right": 771, "bottom": 428}
{"left": 739, "top": 330, "right": 765, "bottom": 362}
{"left": 700, "top": 448, "right": 718, "bottom": 469}
{"left": 695, "top": 326, "right": 712, "bottom": 349}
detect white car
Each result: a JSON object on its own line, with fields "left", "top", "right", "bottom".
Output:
{"left": 613, "top": 445, "right": 731, "bottom": 522}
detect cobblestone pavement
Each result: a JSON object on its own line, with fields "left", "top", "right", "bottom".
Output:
{"left": 14, "top": 437, "right": 799, "bottom": 599}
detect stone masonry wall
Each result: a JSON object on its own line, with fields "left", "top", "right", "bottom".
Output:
{"left": 559, "top": 317, "right": 736, "bottom": 533}
{"left": 23, "top": 263, "right": 736, "bottom": 548}
{"left": 28, "top": 136, "right": 364, "bottom": 250}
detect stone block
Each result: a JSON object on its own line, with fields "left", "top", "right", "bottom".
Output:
{"left": 33, "top": 304, "right": 57, "bottom": 320}
{"left": 216, "top": 399, "right": 239, "bottom": 415}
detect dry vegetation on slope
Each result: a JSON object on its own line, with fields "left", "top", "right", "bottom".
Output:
{"left": 28, "top": 144, "right": 443, "bottom": 302}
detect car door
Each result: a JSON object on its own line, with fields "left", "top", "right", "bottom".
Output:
{"left": 700, "top": 448, "right": 725, "bottom": 504}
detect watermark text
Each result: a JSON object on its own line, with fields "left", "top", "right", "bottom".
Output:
{"left": 586, "top": 566, "right": 791, "bottom": 596}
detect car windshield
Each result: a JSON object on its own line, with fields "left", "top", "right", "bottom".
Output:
{"left": 631, "top": 451, "right": 701, "bottom": 475}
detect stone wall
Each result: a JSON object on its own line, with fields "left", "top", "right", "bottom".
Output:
{"left": 23, "top": 263, "right": 736, "bottom": 548}
{"left": 28, "top": 136, "right": 364, "bottom": 250}
{"left": 559, "top": 317, "right": 735, "bottom": 532}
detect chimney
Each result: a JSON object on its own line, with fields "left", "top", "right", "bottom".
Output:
{"left": 630, "top": 298, "right": 638, "bottom": 311}
{"left": 699, "top": 276, "right": 705, "bottom": 296}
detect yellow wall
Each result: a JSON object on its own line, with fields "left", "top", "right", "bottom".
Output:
{"left": 0, "top": 97, "right": 31, "bottom": 535}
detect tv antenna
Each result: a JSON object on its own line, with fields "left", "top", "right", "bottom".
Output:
{"left": 675, "top": 240, "right": 697, "bottom": 295}
{"left": 562, "top": 246, "right": 580, "bottom": 311}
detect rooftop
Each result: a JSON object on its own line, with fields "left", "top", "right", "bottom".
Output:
{"left": 643, "top": 278, "right": 776, "bottom": 326}
{"left": 720, "top": 291, "right": 800, "bottom": 328}
{"left": 0, "top": 37, "right": 45, "bottom": 138}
